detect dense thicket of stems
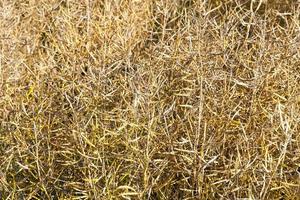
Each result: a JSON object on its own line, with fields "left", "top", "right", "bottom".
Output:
{"left": 1, "top": 0, "right": 299, "bottom": 199}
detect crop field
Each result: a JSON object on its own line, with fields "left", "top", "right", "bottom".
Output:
{"left": 0, "top": 0, "right": 300, "bottom": 199}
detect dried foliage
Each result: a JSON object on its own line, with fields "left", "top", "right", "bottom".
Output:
{"left": 1, "top": 0, "right": 300, "bottom": 199}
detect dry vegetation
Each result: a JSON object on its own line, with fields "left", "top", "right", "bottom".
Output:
{"left": 1, "top": 0, "right": 300, "bottom": 199}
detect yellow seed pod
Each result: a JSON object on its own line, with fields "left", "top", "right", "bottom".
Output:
{"left": 26, "top": 85, "right": 34, "bottom": 98}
